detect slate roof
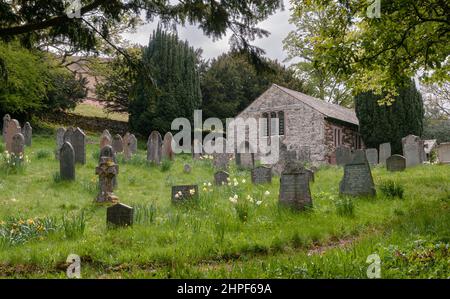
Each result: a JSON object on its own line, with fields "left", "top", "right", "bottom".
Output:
{"left": 273, "top": 84, "right": 359, "bottom": 126}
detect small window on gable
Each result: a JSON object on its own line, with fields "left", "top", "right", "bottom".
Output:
{"left": 278, "top": 111, "right": 285, "bottom": 136}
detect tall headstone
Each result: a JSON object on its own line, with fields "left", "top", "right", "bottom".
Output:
{"left": 63, "top": 127, "right": 74, "bottom": 144}
{"left": 129, "top": 134, "right": 138, "bottom": 154}
{"left": 251, "top": 166, "right": 272, "bottom": 185}
{"left": 379, "top": 143, "right": 391, "bottom": 165}
{"left": 172, "top": 185, "right": 199, "bottom": 203}
{"left": 107, "top": 203, "right": 133, "bottom": 227}
{"left": 72, "top": 128, "right": 86, "bottom": 165}
{"left": 236, "top": 141, "right": 255, "bottom": 169}
{"left": 437, "top": 143, "right": 450, "bottom": 164}
{"left": 402, "top": 135, "right": 424, "bottom": 167}
{"left": 162, "top": 132, "right": 175, "bottom": 161}
{"left": 336, "top": 146, "right": 353, "bottom": 166}
{"left": 99, "top": 145, "right": 118, "bottom": 188}
{"left": 147, "top": 131, "right": 163, "bottom": 165}
{"left": 5, "top": 119, "right": 21, "bottom": 152}
{"left": 2, "top": 114, "right": 11, "bottom": 141}
{"left": 279, "top": 162, "right": 314, "bottom": 211}
{"left": 112, "top": 134, "right": 124, "bottom": 153}
{"left": 55, "top": 127, "right": 66, "bottom": 160}
{"left": 386, "top": 155, "right": 406, "bottom": 172}
{"left": 102, "top": 129, "right": 112, "bottom": 141}
{"left": 11, "top": 133, "right": 25, "bottom": 156}
{"left": 60, "top": 142, "right": 75, "bottom": 181}
{"left": 96, "top": 156, "right": 119, "bottom": 203}
{"left": 100, "top": 131, "right": 112, "bottom": 149}
{"left": 339, "top": 150, "right": 376, "bottom": 197}
{"left": 22, "top": 122, "right": 32, "bottom": 147}
{"left": 365, "top": 148, "right": 379, "bottom": 166}
{"left": 214, "top": 171, "right": 229, "bottom": 186}
{"left": 123, "top": 133, "right": 132, "bottom": 161}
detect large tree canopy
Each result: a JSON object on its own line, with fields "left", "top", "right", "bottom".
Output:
{"left": 289, "top": 0, "right": 449, "bottom": 101}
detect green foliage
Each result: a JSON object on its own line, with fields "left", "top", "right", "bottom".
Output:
{"left": 35, "top": 149, "right": 51, "bottom": 160}
{"left": 61, "top": 211, "right": 86, "bottom": 239}
{"left": 423, "top": 120, "right": 450, "bottom": 144}
{"left": 380, "top": 180, "right": 405, "bottom": 199}
{"left": 160, "top": 159, "right": 172, "bottom": 172}
{"left": 355, "top": 80, "right": 424, "bottom": 154}
{"left": 0, "top": 217, "right": 58, "bottom": 246}
{"left": 0, "top": 151, "right": 29, "bottom": 175}
{"left": 334, "top": 197, "right": 355, "bottom": 217}
{"left": 134, "top": 203, "right": 157, "bottom": 225}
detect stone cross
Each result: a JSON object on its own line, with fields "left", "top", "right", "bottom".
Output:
{"left": 5, "top": 119, "right": 21, "bottom": 152}
{"left": 279, "top": 162, "right": 314, "bottom": 211}
{"left": 107, "top": 203, "right": 133, "bottom": 227}
{"left": 162, "top": 132, "right": 175, "bottom": 161}
{"left": 251, "top": 166, "right": 272, "bottom": 185}
{"left": 365, "top": 148, "right": 379, "bottom": 166}
{"left": 11, "top": 133, "right": 25, "bottom": 157}
{"left": 147, "top": 131, "right": 162, "bottom": 165}
{"left": 72, "top": 128, "right": 86, "bottom": 165}
{"left": 99, "top": 145, "right": 118, "bottom": 188}
{"left": 55, "top": 127, "right": 66, "bottom": 160}
{"left": 339, "top": 150, "right": 376, "bottom": 197}
{"left": 214, "top": 170, "right": 229, "bottom": 186}
{"left": 402, "top": 135, "right": 424, "bottom": 167}
{"left": 22, "top": 122, "right": 32, "bottom": 147}
{"left": 95, "top": 156, "right": 119, "bottom": 203}
{"left": 60, "top": 142, "right": 75, "bottom": 181}
{"left": 437, "top": 143, "right": 450, "bottom": 164}
{"left": 386, "top": 155, "right": 406, "bottom": 172}
{"left": 112, "top": 134, "right": 124, "bottom": 153}
{"left": 336, "top": 146, "right": 353, "bottom": 166}
{"left": 379, "top": 143, "right": 391, "bottom": 165}
{"left": 2, "top": 114, "right": 11, "bottom": 141}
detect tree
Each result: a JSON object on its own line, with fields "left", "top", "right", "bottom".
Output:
{"left": 355, "top": 79, "right": 424, "bottom": 154}
{"left": 289, "top": 0, "right": 450, "bottom": 100}
{"left": 422, "top": 82, "right": 450, "bottom": 120}
{"left": 200, "top": 52, "right": 307, "bottom": 121}
{"left": 129, "top": 27, "right": 202, "bottom": 135}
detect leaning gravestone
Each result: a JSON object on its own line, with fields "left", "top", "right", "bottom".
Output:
{"left": 236, "top": 141, "right": 255, "bottom": 169}
{"left": 11, "top": 133, "right": 25, "bottom": 157}
{"left": 251, "top": 166, "right": 272, "bottom": 185}
{"left": 336, "top": 146, "right": 352, "bottom": 166}
{"left": 99, "top": 145, "right": 118, "bottom": 188}
{"left": 386, "top": 155, "right": 406, "bottom": 172}
{"left": 5, "top": 119, "right": 21, "bottom": 152}
{"left": 147, "top": 131, "right": 163, "bottom": 165}
{"left": 55, "top": 127, "right": 66, "bottom": 160}
{"left": 365, "top": 148, "right": 378, "bottom": 166}
{"left": 22, "top": 122, "right": 32, "bottom": 147}
{"left": 339, "top": 150, "right": 376, "bottom": 197}
{"left": 402, "top": 135, "right": 423, "bottom": 167}
{"left": 437, "top": 143, "right": 450, "bottom": 164}
{"left": 214, "top": 170, "right": 229, "bottom": 186}
{"left": 379, "top": 143, "right": 391, "bottom": 165}
{"left": 72, "top": 128, "right": 86, "bottom": 165}
{"left": 96, "top": 156, "right": 119, "bottom": 203}
{"left": 172, "top": 185, "right": 199, "bottom": 203}
{"left": 2, "top": 114, "right": 11, "bottom": 141}
{"left": 279, "top": 162, "right": 314, "bottom": 211}
{"left": 60, "top": 142, "right": 75, "bottom": 181}
{"left": 162, "top": 132, "right": 175, "bottom": 161}
{"left": 112, "top": 134, "right": 124, "bottom": 153}
{"left": 107, "top": 203, "right": 133, "bottom": 228}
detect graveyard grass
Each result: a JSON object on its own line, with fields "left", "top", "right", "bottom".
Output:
{"left": 0, "top": 134, "right": 449, "bottom": 278}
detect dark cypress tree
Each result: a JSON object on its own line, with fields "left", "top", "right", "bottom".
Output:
{"left": 355, "top": 79, "right": 424, "bottom": 154}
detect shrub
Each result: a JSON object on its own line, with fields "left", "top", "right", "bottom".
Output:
{"left": 160, "top": 159, "right": 172, "bottom": 172}
{"left": 61, "top": 211, "right": 86, "bottom": 239}
{"left": 335, "top": 197, "right": 355, "bottom": 217}
{"left": 380, "top": 180, "right": 405, "bottom": 199}
{"left": 36, "top": 149, "right": 51, "bottom": 160}
{"left": 0, "top": 151, "right": 29, "bottom": 174}
{"left": 134, "top": 203, "right": 157, "bottom": 225}
{"left": 52, "top": 172, "right": 62, "bottom": 183}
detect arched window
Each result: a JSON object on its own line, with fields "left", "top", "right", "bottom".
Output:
{"left": 261, "top": 113, "right": 269, "bottom": 137}
{"left": 270, "top": 112, "right": 277, "bottom": 136}
{"left": 278, "top": 111, "right": 285, "bottom": 136}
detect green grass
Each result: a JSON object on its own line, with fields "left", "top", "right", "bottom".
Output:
{"left": 70, "top": 103, "right": 129, "bottom": 122}
{"left": 0, "top": 134, "right": 449, "bottom": 278}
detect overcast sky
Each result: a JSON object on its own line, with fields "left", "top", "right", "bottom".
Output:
{"left": 123, "top": 2, "right": 295, "bottom": 65}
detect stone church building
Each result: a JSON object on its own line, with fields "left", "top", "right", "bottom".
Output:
{"left": 236, "top": 84, "right": 363, "bottom": 165}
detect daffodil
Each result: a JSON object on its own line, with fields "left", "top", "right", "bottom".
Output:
{"left": 264, "top": 191, "right": 270, "bottom": 196}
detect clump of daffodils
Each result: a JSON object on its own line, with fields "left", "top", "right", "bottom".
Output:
{"left": 229, "top": 194, "right": 238, "bottom": 204}
{"left": 1, "top": 151, "right": 30, "bottom": 174}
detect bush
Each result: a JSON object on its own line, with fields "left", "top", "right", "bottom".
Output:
{"left": 61, "top": 211, "right": 86, "bottom": 239}
{"left": 36, "top": 149, "right": 51, "bottom": 160}
{"left": 380, "top": 180, "right": 405, "bottom": 199}
{"left": 161, "top": 159, "right": 172, "bottom": 172}
{"left": 335, "top": 197, "right": 355, "bottom": 217}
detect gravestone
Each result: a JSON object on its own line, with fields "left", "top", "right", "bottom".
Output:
{"left": 386, "top": 155, "right": 406, "bottom": 172}
{"left": 147, "top": 131, "right": 163, "bottom": 165}
{"left": 192, "top": 139, "right": 203, "bottom": 160}
{"left": 129, "top": 134, "right": 138, "bottom": 154}
{"left": 251, "top": 166, "right": 272, "bottom": 185}
{"left": 5, "top": 119, "right": 21, "bottom": 152}
{"left": 172, "top": 185, "right": 199, "bottom": 203}
{"left": 102, "top": 129, "right": 112, "bottom": 141}
{"left": 60, "top": 142, "right": 75, "bottom": 181}
{"left": 437, "top": 143, "right": 450, "bottom": 164}
{"left": 2, "top": 114, "right": 11, "bottom": 141}
{"left": 162, "top": 132, "right": 175, "bottom": 161}
{"left": 22, "top": 122, "right": 32, "bottom": 147}
{"left": 72, "top": 128, "right": 86, "bottom": 165}
{"left": 213, "top": 153, "right": 229, "bottom": 170}
{"left": 279, "top": 162, "right": 314, "bottom": 211}
{"left": 236, "top": 141, "right": 255, "bottom": 169}
{"left": 96, "top": 156, "right": 119, "bottom": 203}
{"left": 273, "top": 143, "right": 297, "bottom": 175}
{"left": 379, "top": 143, "right": 391, "bottom": 165}
{"left": 365, "top": 148, "right": 378, "bottom": 166}
{"left": 107, "top": 203, "right": 133, "bottom": 227}
{"left": 63, "top": 127, "right": 74, "bottom": 144}
{"left": 339, "top": 150, "right": 376, "bottom": 197}
{"left": 11, "top": 133, "right": 25, "bottom": 156}
{"left": 214, "top": 171, "right": 229, "bottom": 186}
{"left": 336, "top": 146, "right": 352, "bottom": 166}
{"left": 183, "top": 164, "right": 192, "bottom": 174}
{"left": 112, "top": 134, "right": 124, "bottom": 153}
{"left": 402, "top": 135, "right": 423, "bottom": 167}
{"left": 298, "top": 146, "right": 311, "bottom": 163}
{"left": 99, "top": 145, "right": 118, "bottom": 188}
{"left": 123, "top": 133, "right": 132, "bottom": 160}
{"left": 100, "top": 134, "right": 112, "bottom": 149}
{"left": 55, "top": 127, "right": 66, "bottom": 160}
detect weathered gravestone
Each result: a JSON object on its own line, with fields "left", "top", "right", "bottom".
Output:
{"left": 129, "top": 134, "right": 138, "bottom": 154}
{"left": 236, "top": 141, "right": 255, "bottom": 169}
{"left": 107, "top": 203, "right": 133, "bottom": 228}
{"left": 112, "top": 134, "right": 124, "bottom": 153}
{"left": 162, "top": 132, "right": 175, "bottom": 161}
{"left": 72, "top": 128, "right": 86, "bottom": 165}
{"left": 22, "top": 122, "right": 32, "bottom": 147}
{"left": 402, "top": 135, "right": 424, "bottom": 167}
{"left": 251, "top": 166, "right": 272, "bottom": 185}
{"left": 2, "top": 114, "right": 11, "bottom": 141}
{"left": 99, "top": 145, "right": 118, "bottom": 188}
{"left": 272, "top": 143, "right": 297, "bottom": 176}
{"left": 63, "top": 127, "right": 74, "bottom": 144}
{"left": 96, "top": 156, "right": 119, "bottom": 203}
{"left": 183, "top": 164, "right": 192, "bottom": 174}
{"left": 339, "top": 150, "right": 376, "bottom": 197}
{"left": 102, "top": 129, "right": 112, "bottom": 141}
{"left": 279, "top": 162, "right": 314, "bottom": 211}
{"left": 60, "top": 142, "right": 75, "bottom": 181}
{"left": 297, "top": 146, "right": 311, "bottom": 163}
{"left": 365, "top": 148, "right": 379, "bottom": 166}
{"left": 123, "top": 133, "right": 132, "bottom": 160}
{"left": 147, "top": 131, "right": 163, "bottom": 165}
{"left": 437, "top": 143, "right": 450, "bottom": 164}
{"left": 379, "top": 143, "right": 391, "bottom": 165}
{"left": 172, "top": 185, "right": 199, "bottom": 203}
{"left": 213, "top": 153, "right": 229, "bottom": 170}
{"left": 214, "top": 170, "right": 229, "bottom": 186}
{"left": 5, "top": 119, "right": 21, "bottom": 152}
{"left": 335, "top": 146, "right": 352, "bottom": 166}
{"left": 386, "top": 155, "right": 406, "bottom": 172}
{"left": 55, "top": 127, "right": 66, "bottom": 160}
{"left": 100, "top": 134, "right": 112, "bottom": 149}
{"left": 11, "top": 133, "right": 25, "bottom": 157}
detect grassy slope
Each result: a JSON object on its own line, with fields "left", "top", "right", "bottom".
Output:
{"left": 0, "top": 134, "right": 449, "bottom": 278}
{"left": 71, "top": 103, "right": 129, "bottom": 122}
